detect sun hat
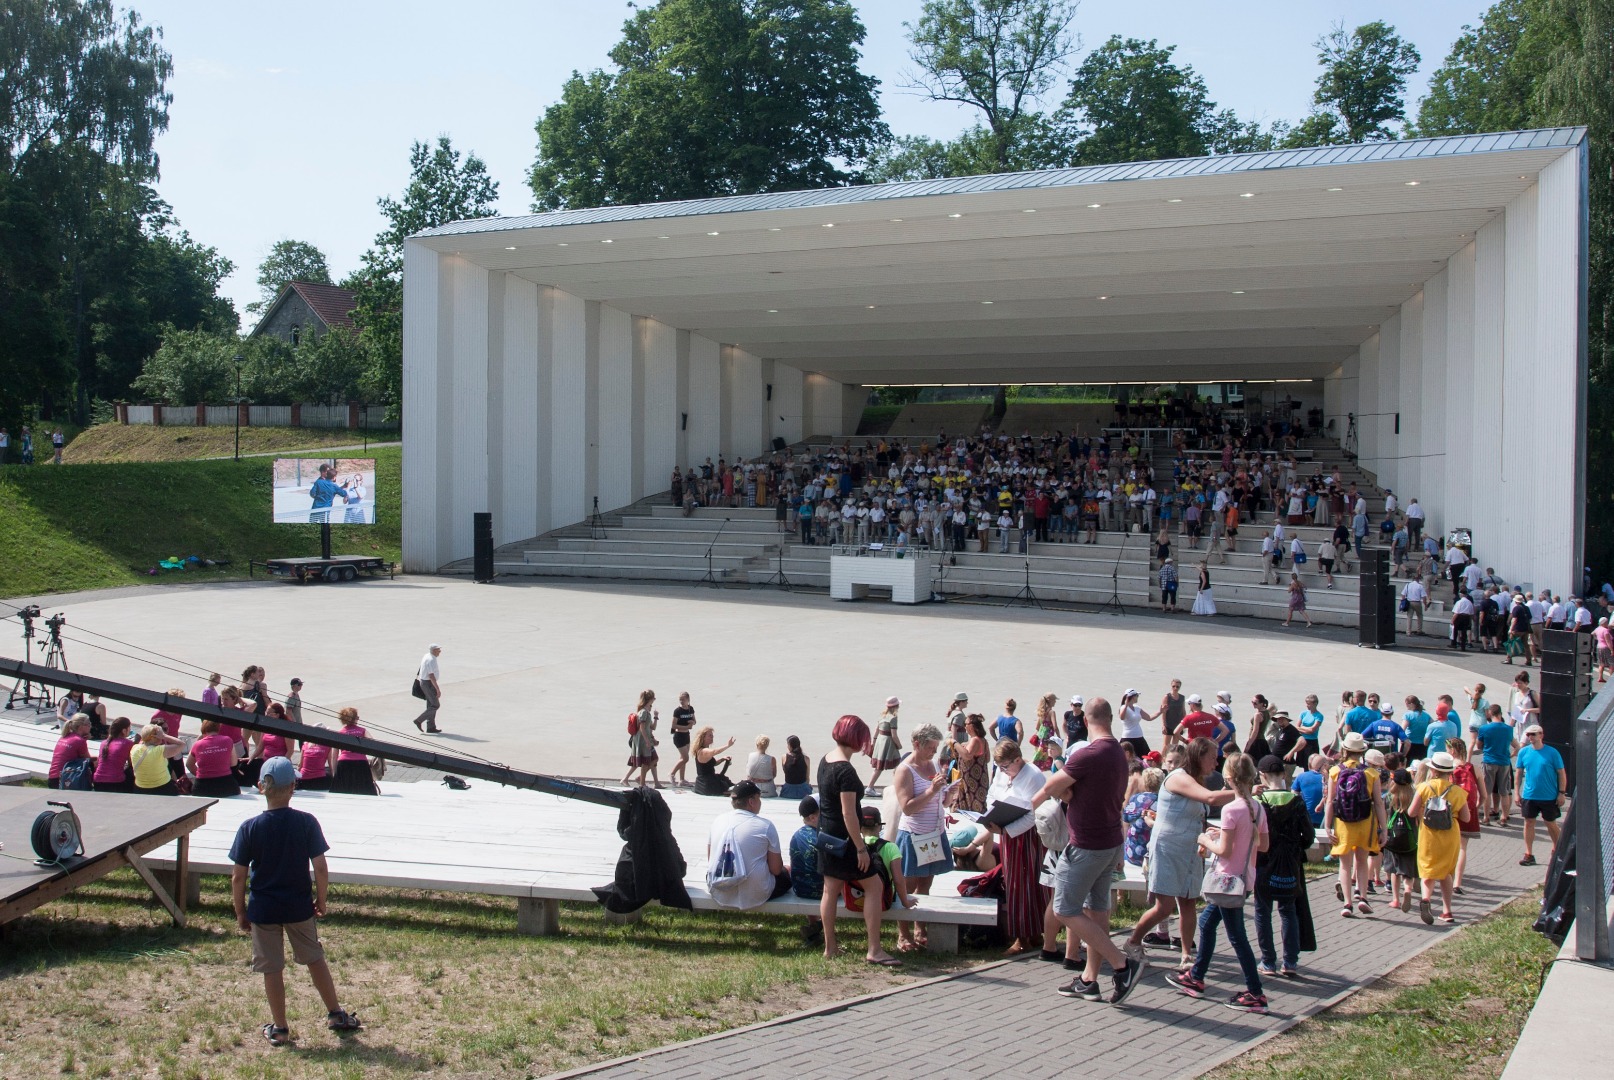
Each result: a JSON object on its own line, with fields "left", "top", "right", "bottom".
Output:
{"left": 1364, "top": 749, "right": 1387, "bottom": 767}
{"left": 953, "top": 692, "right": 969, "bottom": 703}
{"left": 1214, "top": 703, "right": 1232, "bottom": 717}
{"left": 885, "top": 696, "right": 901, "bottom": 708}
{"left": 1427, "top": 751, "right": 1457, "bottom": 772}
{"left": 1341, "top": 732, "right": 1369, "bottom": 754}
{"left": 1524, "top": 724, "right": 1544, "bottom": 735}
{"left": 1216, "top": 690, "right": 1232, "bottom": 703}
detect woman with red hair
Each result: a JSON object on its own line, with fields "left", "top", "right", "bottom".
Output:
{"left": 816, "top": 715, "right": 900, "bottom": 966}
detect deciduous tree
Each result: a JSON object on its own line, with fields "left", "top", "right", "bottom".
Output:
{"left": 249, "top": 240, "right": 331, "bottom": 316}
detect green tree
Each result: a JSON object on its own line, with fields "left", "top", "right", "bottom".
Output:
{"left": 1059, "top": 37, "right": 1233, "bottom": 165}
{"left": 865, "top": 113, "right": 1066, "bottom": 181}
{"left": 1287, "top": 21, "right": 1421, "bottom": 145}
{"left": 350, "top": 136, "right": 499, "bottom": 414}
{"left": 530, "top": 0, "right": 888, "bottom": 210}
{"left": 1414, "top": 0, "right": 1545, "bottom": 136}
{"left": 248, "top": 239, "right": 330, "bottom": 316}
{"left": 903, "top": 0, "right": 1079, "bottom": 171}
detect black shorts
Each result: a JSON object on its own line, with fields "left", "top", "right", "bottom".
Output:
{"left": 672, "top": 730, "right": 691, "bottom": 749}
{"left": 1319, "top": 558, "right": 1334, "bottom": 573}
{"left": 1521, "top": 798, "right": 1561, "bottom": 821}
{"left": 1123, "top": 737, "right": 1151, "bottom": 757}
{"left": 1406, "top": 743, "right": 1427, "bottom": 762}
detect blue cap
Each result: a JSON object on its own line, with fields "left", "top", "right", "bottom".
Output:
{"left": 259, "top": 756, "right": 297, "bottom": 789}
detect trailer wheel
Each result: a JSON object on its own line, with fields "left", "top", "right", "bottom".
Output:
{"left": 324, "top": 566, "right": 341, "bottom": 582}
{"left": 340, "top": 565, "right": 358, "bottom": 582}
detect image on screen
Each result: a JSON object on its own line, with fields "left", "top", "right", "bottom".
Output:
{"left": 272, "top": 458, "right": 376, "bottom": 524}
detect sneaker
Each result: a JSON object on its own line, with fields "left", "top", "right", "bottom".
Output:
{"left": 1123, "top": 941, "right": 1146, "bottom": 963}
{"left": 1356, "top": 899, "right": 1372, "bottom": 915}
{"left": 1164, "top": 970, "right": 1204, "bottom": 997}
{"left": 1280, "top": 967, "right": 1300, "bottom": 979}
{"left": 1519, "top": 854, "right": 1537, "bottom": 866}
{"left": 1110, "top": 956, "right": 1146, "bottom": 1005}
{"left": 1063, "top": 952, "right": 1088, "bottom": 971}
{"left": 1364, "top": 880, "right": 1377, "bottom": 895}
{"left": 1142, "top": 930, "right": 1179, "bottom": 950}
{"left": 1226, "top": 992, "right": 1269, "bottom": 1013}
{"left": 1258, "top": 964, "right": 1280, "bottom": 978}
{"left": 1057, "top": 977, "right": 1103, "bottom": 1001}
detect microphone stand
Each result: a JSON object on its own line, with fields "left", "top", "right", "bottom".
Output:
{"left": 1005, "top": 557, "right": 1043, "bottom": 609}
{"left": 1099, "top": 527, "right": 1128, "bottom": 617}
{"left": 698, "top": 517, "right": 732, "bottom": 588}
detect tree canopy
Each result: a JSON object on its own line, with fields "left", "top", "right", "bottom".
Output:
{"left": 529, "top": 0, "right": 887, "bottom": 210}
{"left": 1288, "top": 21, "right": 1421, "bottom": 145}
{"left": 249, "top": 239, "right": 331, "bottom": 316}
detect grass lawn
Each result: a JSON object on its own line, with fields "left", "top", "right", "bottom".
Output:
{"left": 1207, "top": 893, "right": 1557, "bottom": 1080}
{"left": 63, "top": 423, "right": 390, "bottom": 464}
{"left": 0, "top": 447, "right": 400, "bottom": 598}
{"left": 0, "top": 870, "right": 985, "bottom": 1079}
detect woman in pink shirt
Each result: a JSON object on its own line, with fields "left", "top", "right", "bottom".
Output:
{"left": 47, "top": 716, "right": 92, "bottom": 789}
{"left": 246, "top": 703, "right": 299, "bottom": 784}
{"left": 93, "top": 717, "right": 137, "bottom": 793}
{"left": 187, "top": 718, "right": 242, "bottom": 798}
{"left": 216, "top": 685, "right": 254, "bottom": 780}
{"left": 153, "top": 689, "right": 186, "bottom": 737}
{"left": 297, "top": 726, "right": 335, "bottom": 791}
{"left": 329, "top": 707, "right": 378, "bottom": 795}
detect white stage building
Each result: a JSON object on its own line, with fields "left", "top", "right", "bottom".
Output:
{"left": 402, "top": 128, "right": 1588, "bottom": 591}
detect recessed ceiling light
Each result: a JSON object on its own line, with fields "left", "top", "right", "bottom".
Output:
{"left": 1087, "top": 203, "right": 1102, "bottom": 209}
{"left": 822, "top": 223, "right": 835, "bottom": 228}
{"left": 948, "top": 213, "right": 963, "bottom": 219}
{"left": 557, "top": 242, "right": 569, "bottom": 247}
{"left": 1022, "top": 208, "right": 1037, "bottom": 213}
{"left": 707, "top": 231, "right": 720, "bottom": 236}
{"left": 889, "top": 218, "right": 904, "bottom": 223}
{"left": 1097, "top": 295, "right": 1109, "bottom": 301}
{"left": 600, "top": 239, "right": 613, "bottom": 244}
{"left": 1166, "top": 198, "right": 1183, "bottom": 204}
{"left": 1404, "top": 180, "right": 1421, "bottom": 186}
{"left": 1240, "top": 192, "right": 1256, "bottom": 198}
{"left": 867, "top": 305, "right": 876, "bottom": 309}
{"left": 767, "top": 227, "right": 782, "bottom": 232}
{"left": 980, "top": 300, "right": 994, "bottom": 304}
{"left": 767, "top": 309, "right": 778, "bottom": 313}
{"left": 1326, "top": 187, "right": 1343, "bottom": 192}
{"left": 504, "top": 246, "right": 516, "bottom": 251}
{"left": 1231, "top": 290, "right": 1245, "bottom": 295}
{"left": 657, "top": 235, "right": 670, "bottom": 239}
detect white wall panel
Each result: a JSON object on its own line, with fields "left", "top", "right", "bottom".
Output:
{"left": 637, "top": 318, "right": 678, "bottom": 497}
{"left": 1470, "top": 221, "right": 1506, "bottom": 558}
{"left": 401, "top": 240, "right": 441, "bottom": 571}
{"left": 1418, "top": 269, "right": 1448, "bottom": 531}
{"left": 772, "top": 363, "right": 805, "bottom": 446}
{"left": 805, "top": 374, "right": 843, "bottom": 438}
{"left": 686, "top": 333, "right": 721, "bottom": 467}
{"left": 1337, "top": 354, "right": 1359, "bottom": 452}
{"left": 596, "top": 304, "right": 634, "bottom": 511}
{"left": 1375, "top": 313, "right": 1401, "bottom": 493}
{"left": 1395, "top": 294, "right": 1422, "bottom": 501}
{"left": 499, "top": 277, "right": 542, "bottom": 544}
{"left": 1357, "top": 334, "right": 1380, "bottom": 480}
{"left": 549, "top": 289, "right": 588, "bottom": 529}
{"left": 446, "top": 260, "right": 490, "bottom": 564}
{"left": 1444, "top": 242, "right": 1478, "bottom": 539}
{"left": 724, "top": 346, "right": 765, "bottom": 460}
{"left": 1535, "top": 148, "right": 1585, "bottom": 591}
{"left": 1499, "top": 185, "right": 1539, "bottom": 582}
{"left": 1323, "top": 366, "right": 1342, "bottom": 446}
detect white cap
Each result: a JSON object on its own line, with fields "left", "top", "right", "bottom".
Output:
{"left": 1216, "top": 690, "right": 1232, "bottom": 703}
{"left": 1070, "top": 695, "right": 1083, "bottom": 706}
{"left": 428, "top": 643, "right": 442, "bottom": 650}
{"left": 1123, "top": 688, "right": 1139, "bottom": 699}
{"left": 1186, "top": 693, "right": 1202, "bottom": 705}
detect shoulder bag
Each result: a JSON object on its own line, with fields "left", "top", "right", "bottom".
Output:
{"left": 1201, "top": 802, "right": 1263, "bottom": 908}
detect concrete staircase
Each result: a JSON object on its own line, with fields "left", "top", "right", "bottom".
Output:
{"left": 885, "top": 403, "right": 993, "bottom": 439}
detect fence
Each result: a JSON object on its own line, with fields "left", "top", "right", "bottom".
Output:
{"left": 1576, "top": 681, "right": 1614, "bottom": 960}
{"left": 114, "top": 402, "right": 399, "bottom": 431}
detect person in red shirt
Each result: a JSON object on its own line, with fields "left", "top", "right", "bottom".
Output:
{"left": 93, "top": 717, "right": 137, "bottom": 793}
{"left": 48, "top": 716, "right": 92, "bottom": 788}
{"left": 1175, "top": 695, "right": 1221, "bottom": 749}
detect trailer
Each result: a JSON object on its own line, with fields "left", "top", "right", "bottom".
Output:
{"left": 253, "top": 554, "right": 395, "bottom": 584}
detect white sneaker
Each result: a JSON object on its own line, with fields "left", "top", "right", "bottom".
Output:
{"left": 1122, "top": 940, "right": 1146, "bottom": 963}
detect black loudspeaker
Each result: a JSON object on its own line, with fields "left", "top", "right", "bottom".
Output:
{"left": 771, "top": 436, "right": 787, "bottom": 452}
{"left": 473, "top": 512, "right": 495, "bottom": 583}
{"left": 1538, "top": 628, "right": 1593, "bottom": 778}
{"left": 1357, "top": 549, "right": 1394, "bottom": 647}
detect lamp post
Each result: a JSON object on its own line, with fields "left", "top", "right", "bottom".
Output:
{"left": 232, "top": 353, "right": 244, "bottom": 461}
{"left": 362, "top": 402, "right": 369, "bottom": 452}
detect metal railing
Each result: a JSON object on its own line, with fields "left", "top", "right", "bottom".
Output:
{"left": 1575, "top": 680, "right": 1614, "bottom": 960}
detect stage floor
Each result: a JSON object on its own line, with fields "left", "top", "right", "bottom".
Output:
{"left": 5, "top": 576, "right": 1495, "bottom": 781}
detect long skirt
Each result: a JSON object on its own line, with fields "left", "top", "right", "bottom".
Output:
{"left": 1001, "top": 829, "right": 1050, "bottom": 943}
{"left": 330, "top": 758, "right": 378, "bottom": 795}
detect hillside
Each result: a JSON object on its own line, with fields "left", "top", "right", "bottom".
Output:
{"left": 0, "top": 447, "right": 402, "bottom": 598}
{"left": 62, "top": 422, "right": 384, "bottom": 463}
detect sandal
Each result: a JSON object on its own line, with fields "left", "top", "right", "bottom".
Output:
{"left": 262, "top": 1023, "right": 291, "bottom": 1047}
{"left": 865, "top": 955, "right": 903, "bottom": 967}
{"left": 326, "top": 1010, "right": 363, "bottom": 1033}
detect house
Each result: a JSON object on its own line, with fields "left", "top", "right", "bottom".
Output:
{"left": 249, "top": 281, "right": 357, "bottom": 345}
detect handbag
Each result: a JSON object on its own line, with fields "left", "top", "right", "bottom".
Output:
{"left": 815, "top": 831, "right": 850, "bottom": 860}
{"left": 59, "top": 757, "right": 94, "bottom": 791}
{"left": 1200, "top": 803, "right": 1262, "bottom": 908}
{"left": 909, "top": 829, "right": 947, "bottom": 866}
{"left": 368, "top": 756, "right": 388, "bottom": 781}
{"left": 410, "top": 679, "right": 427, "bottom": 700}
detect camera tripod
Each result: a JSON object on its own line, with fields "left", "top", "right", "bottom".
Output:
{"left": 5, "top": 610, "right": 67, "bottom": 711}
{"left": 589, "top": 496, "right": 607, "bottom": 540}
{"left": 1098, "top": 530, "right": 1128, "bottom": 617}
{"left": 757, "top": 544, "right": 794, "bottom": 591}
{"left": 1004, "top": 559, "right": 1043, "bottom": 609}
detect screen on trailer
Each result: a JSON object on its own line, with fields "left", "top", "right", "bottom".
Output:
{"left": 272, "top": 458, "right": 376, "bottom": 524}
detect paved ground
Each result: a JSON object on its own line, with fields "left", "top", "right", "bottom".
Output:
{"left": 548, "top": 822, "right": 1545, "bottom": 1080}
{"left": 1, "top": 577, "right": 1500, "bottom": 781}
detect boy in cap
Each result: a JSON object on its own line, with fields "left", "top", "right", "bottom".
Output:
{"left": 789, "top": 796, "right": 825, "bottom": 943}
{"left": 230, "top": 757, "right": 361, "bottom": 1046}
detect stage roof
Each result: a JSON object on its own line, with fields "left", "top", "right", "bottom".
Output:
{"left": 413, "top": 128, "right": 1586, "bottom": 386}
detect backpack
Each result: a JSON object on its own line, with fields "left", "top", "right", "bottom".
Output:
{"left": 627, "top": 712, "right": 639, "bottom": 737}
{"left": 843, "top": 844, "right": 896, "bottom": 912}
{"left": 1333, "top": 765, "right": 1373, "bottom": 822}
{"left": 1423, "top": 784, "right": 1454, "bottom": 831}
{"left": 59, "top": 757, "right": 93, "bottom": 791}
{"left": 1384, "top": 809, "right": 1416, "bottom": 854}
{"left": 1255, "top": 794, "right": 1314, "bottom": 899}
{"left": 1033, "top": 798, "right": 1069, "bottom": 852}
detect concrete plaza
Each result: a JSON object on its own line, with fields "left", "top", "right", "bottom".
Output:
{"left": 8, "top": 576, "right": 1497, "bottom": 778}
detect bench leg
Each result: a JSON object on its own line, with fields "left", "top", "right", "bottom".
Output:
{"left": 517, "top": 897, "right": 561, "bottom": 936}
{"left": 154, "top": 870, "right": 201, "bottom": 909}
{"left": 922, "top": 923, "right": 959, "bottom": 954}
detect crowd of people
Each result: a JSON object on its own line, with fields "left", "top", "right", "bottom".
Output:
{"left": 686, "top": 675, "right": 1566, "bottom": 1014}
{"left": 0, "top": 426, "right": 66, "bottom": 466}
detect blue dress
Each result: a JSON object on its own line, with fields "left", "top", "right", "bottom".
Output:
{"left": 1145, "top": 771, "right": 1208, "bottom": 898}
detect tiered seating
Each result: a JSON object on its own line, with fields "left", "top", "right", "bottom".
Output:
{"left": 885, "top": 402, "right": 992, "bottom": 438}
{"left": 995, "top": 402, "right": 1109, "bottom": 434}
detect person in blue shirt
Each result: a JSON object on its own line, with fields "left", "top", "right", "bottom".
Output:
{"left": 788, "top": 795, "right": 825, "bottom": 944}
{"left": 1339, "top": 691, "right": 1378, "bottom": 747}
{"left": 1420, "top": 705, "right": 1461, "bottom": 770}
{"left": 229, "top": 757, "right": 361, "bottom": 1046}
{"left": 307, "top": 465, "right": 343, "bottom": 524}
{"left": 1361, "top": 706, "right": 1407, "bottom": 756}
{"left": 1401, "top": 696, "right": 1434, "bottom": 762}
{"left": 1292, "top": 755, "right": 1327, "bottom": 827}
{"left": 1212, "top": 703, "right": 1238, "bottom": 762}
{"left": 1514, "top": 726, "right": 1566, "bottom": 866}
{"left": 1295, "top": 696, "right": 1325, "bottom": 761}
{"left": 1474, "top": 706, "right": 1519, "bottom": 826}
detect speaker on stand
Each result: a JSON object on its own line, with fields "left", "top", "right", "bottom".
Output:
{"left": 1539, "top": 628, "right": 1593, "bottom": 782}
{"left": 473, "top": 512, "right": 495, "bottom": 584}
{"left": 1356, "top": 548, "right": 1395, "bottom": 648}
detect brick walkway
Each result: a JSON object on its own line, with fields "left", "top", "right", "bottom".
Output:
{"left": 546, "top": 825, "right": 1544, "bottom": 1080}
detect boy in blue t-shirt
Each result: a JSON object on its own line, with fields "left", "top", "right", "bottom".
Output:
{"left": 1474, "top": 707, "right": 1519, "bottom": 826}
{"left": 229, "top": 757, "right": 361, "bottom": 1046}
{"left": 1515, "top": 725, "right": 1567, "bottom": 866}
{"left": 1361, "top": 707, "right": 1407, "bottom": 756}
{"left": 788, "top": 796, "right": 824, "bottom": 944}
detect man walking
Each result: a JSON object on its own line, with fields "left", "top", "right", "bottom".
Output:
{"left": 413, "top": 644, "right": 443, "bottom": 733}
{"left": 1033, "top": 698, "right": 1146, "bottom": 1005}
{"left": 1401, "top": 577, "right": 1428, "bottom": 636}
{"left": 1514, "top": 725, "right": 1566, "bottom": 867}
{"left": 229, "top": 757, "right": 362, "bottom": 1046}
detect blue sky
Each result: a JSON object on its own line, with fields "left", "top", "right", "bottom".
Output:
{"left": 132, "top": 0, "right": 1492, "bottom": 321}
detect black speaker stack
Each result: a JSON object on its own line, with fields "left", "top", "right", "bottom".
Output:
{"left": 1539, "top": 628, "right": 1593, "bottom": 779}
{"left": 1357, "top": 548, "right": 1395, "bottom": 648}
{"left": 473, "top": 512, "right": 495, "bottom": 583}
{"left": 771, "top": 436, "right": 787, "bottom": 452}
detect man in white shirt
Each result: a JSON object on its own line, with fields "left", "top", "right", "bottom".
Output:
{"left": 1451, "top": 593, "right": 1476, "bottom": 651}
{"left": 1546, "top": 596, "right": 1567, "bottom": 630}
{"left": 413, "top": 644, "right": 443, "bottom": 734}
{"left": 1445, "top": 543, "right": 1469, "bottom": 599}
{"left": 1404, "top": 498, "right": 1424, "bottom": 547}
{"left": 1462, "top": 560, "right": 1484, "bottom": 594}
{"left": 706, "top": 781, "right": 790, "bottom": 910}
{"left": 1383, "top": 490, "right": 1398, "bottom": 517}
{"left": 1529, "top": 591, "right": 1549, "bottom": 654}
{"left": 1261, "top": 532, "right": 1280, "bottom": 584}
{"left": 1402, "top": 578, "right": 1429, "bottom": 635}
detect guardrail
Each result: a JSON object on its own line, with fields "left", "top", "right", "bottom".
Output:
{"left": 1575, "top": 680, "right": 1614, "bottom": 960}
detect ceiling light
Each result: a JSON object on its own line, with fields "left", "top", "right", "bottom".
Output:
{"left": 980, "top": 300, "right": 994, "bottom": 305}
{"left": 1231, "top": 290, "right": 1245, "bottom": 295}
{"left": 1087, "top": 203, "right": 1102, "bottom": 209}
{"left": 822, "top": 223, "right": 835, "bottom": 228}
{"left": 1240, "top": 192, "right": 1255, "bottom": 198}
{"left": 657, "top": 235, "right": 670, "bottom": 239}
{"left": 948, "top": 213, "right": 963, "bottom": 219}
{"left": 557, "top": 242, "right": 569, "bottom": 247}
{"left": 867, "top": 305, "right": 876, "bottom": 309}
{"left": 1022, "top": 208, "right": 1037, "bottom": 214}
{"left": 1166, "top": 198, "right": 1183, "bottom": 204}
{"left": 1326, "top": 187, "right": 1343, "bottom": 192}
{"left": 707, "top": 231, "right": 721, "bottom": 236}
{"left": 1404, "top": 180, "right": 1421, "bottom": 186}
{"left": 767, "top": 227, "right": 781, "bottom": 232}
{"left": 600, "top": 239, "right": 613, "bottom": 244}
{"left": 767, "top": 309, "right": 778, "bottom": 313}
{"left": 889, "top": 218, "right": 904, "bottom": 223}
{"left": 1097, "top": 295, "right": 1109, "bottom": 301}
{"left": 504, "top": 246, "right": 516, "bottom": 251}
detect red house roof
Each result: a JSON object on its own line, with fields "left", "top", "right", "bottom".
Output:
{"left": 286, "top": 281, "right": 356, "bottom": 331}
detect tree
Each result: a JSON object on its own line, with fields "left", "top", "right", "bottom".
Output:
{"left": 1288, "top": 21, "right": 1421, "bottom": 145}
{"left": 248, "top": 240, "right": 330, "bottom": 316}
{"left": 1415, "top": 0, "right": 1544, "bottom": 136}
{"left": 530, "top": 0, "right": 888, "bottom": 210}
{"left": 1059, "top": 37, "right": 1222, "bottom": 165}
{"left": 865, "top": 113, "right": 1068, "bottom": 181}
{"left": 903, "top": 0, "right": 1079, "bottom": 171}
{"left": 350, "top": 136, "right": 499, "bottom": 413}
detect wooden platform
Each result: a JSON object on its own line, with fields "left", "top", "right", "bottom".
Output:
{"left": 140, "top": 782, "right": 1006, "bottom": 951}
{"left": 0, "top": 788, "right": 214, "bottom": 929}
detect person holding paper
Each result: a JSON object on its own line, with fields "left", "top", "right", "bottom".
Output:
{"left": 893, "top": 723, "right": 954, "bottom": 952}
{"left": 987, "top": 738, "right": 1051, "bottom": 955}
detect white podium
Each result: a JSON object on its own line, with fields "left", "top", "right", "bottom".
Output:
{"left": 830, "top": 551, "right": 933, "bottom": 604}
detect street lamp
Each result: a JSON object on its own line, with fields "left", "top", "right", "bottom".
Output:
{"left": 232, "top": 353, "right": 244, "bottom": 461}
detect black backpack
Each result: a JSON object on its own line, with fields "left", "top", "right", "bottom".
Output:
{"left": 1255, "top": 794, "right": 1314, "bottom": 899}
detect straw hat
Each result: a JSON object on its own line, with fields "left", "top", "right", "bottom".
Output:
{"left": 885, "top": 696, "right": 901, "bottom": 709}
{"left": 1341, "top": 732, "right": 1369, "bottom": 754}
{"left": 1427, "top": 751, "right": 1457, "bottom": 772}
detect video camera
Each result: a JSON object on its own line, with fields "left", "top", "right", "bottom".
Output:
{"left": 44, "top": 613, "right": 66, "bottom": 633}
{"left": 18, "top": 605, "right": 41, "bottom": 621}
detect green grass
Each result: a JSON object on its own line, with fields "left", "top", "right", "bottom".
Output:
{"left": 0, "top": 870, "right": 983, "bottom": 1078}
{"left": 0, "top": 447, "right": 400, "bottom": 597}
{"left": 1207, "top": 894, "right": 1557, "bottom": 1080}
{"left": 64, "top": 423, "right": 388, "bottom": 464}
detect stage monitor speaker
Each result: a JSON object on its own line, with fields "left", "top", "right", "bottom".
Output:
{"left": 1357, "top": 549, "right": 1394, "bottom": 648}
{"left": 771, "top": 436, "right": 787, "bottom": 452}
{"left": 1538, "top": 629, "right": 1593, "bottom": 779}
{"left": 473, "top": 512, "right": 495, "bottom": 583}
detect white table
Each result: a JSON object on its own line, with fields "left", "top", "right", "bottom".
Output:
{"left": 830, "top": 552, "right": 933, "bottom": 604}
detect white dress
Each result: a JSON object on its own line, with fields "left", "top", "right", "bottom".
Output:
{"left": 1192, "top": 568, "right": 1218, "bottom": 616}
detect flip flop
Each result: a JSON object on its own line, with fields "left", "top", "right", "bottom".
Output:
{"left": 865, "top": 956, "right": 903, "bottom": 967}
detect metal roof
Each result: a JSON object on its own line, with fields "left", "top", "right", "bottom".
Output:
{"left": 417, "top": 127, "right": 1585, "bottom": 239}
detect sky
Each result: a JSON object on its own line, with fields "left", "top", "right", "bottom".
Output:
{"left": 131, "top": 0, "right": 1494, "bottom": 324}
